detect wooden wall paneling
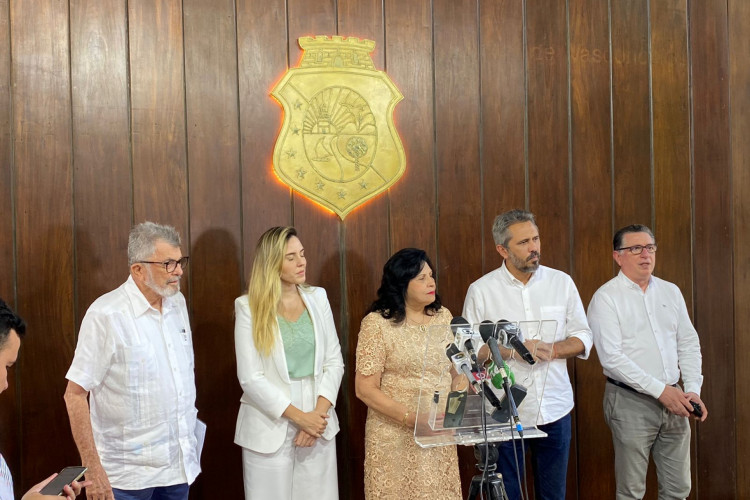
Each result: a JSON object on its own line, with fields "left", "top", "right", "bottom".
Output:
{"left": 689, "top": 1, "right": 735, "bottom": 498}
{"left": 236, "top": 0, "right": 291, "bottom": 280}
{"left": 432, "top": 0, "right": 481, "bottom": 315}
{"left": 525, "top": 0, "right": 574, "bottom": 496}
{"left": 0, "top": 0, "right": 18, "bottom": 487}
{"left": 610, "top": 0, "right": 651, "bottom": 229}
{"left": 285, "top": 0, "right": 342, "bottom": 328}
{"left": 730, "top": 1, "right": 750, "bottom": 496}
{"left": 384, "top": 0, "right": 436, "bottom": 258}
{"left": 525, "top": 0, "right": 570, "bottom": 273}
{"left": 182, "top": 0, "right": 243, "bottom": 497}
{"left": 649, "top": 4, "right": 693, "bottom": 495}
{"left": 69, "top": 0, "right": 132, "bottom": 327}
{"left": 478, "top": 0, "right": 526, "bottom": 275}
{"left": 336, "top": 1, "right": 387, "bottom": 498}
{"left": 10, "top": 0, "right": 77, "bottom": 488}
{"left": 128, "top": 0, "right": 189, "bottom": 242}
{"left": 432, "top": 2, "right": 481, "bottom": 489}
{"left": 569, "top": 0, "right": 614, "bottom": 498}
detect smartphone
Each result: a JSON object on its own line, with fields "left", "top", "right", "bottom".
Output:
{"left": 38, "top": 466, "right": 87, "bottom": 496}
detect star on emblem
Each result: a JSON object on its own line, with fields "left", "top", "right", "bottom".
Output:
{"left": 337, "top": 190, "right": 347, "bottom": 199}
{"left": 292, "top": 126, "right": 301, "bottom": 135}
{"left": 359, "top": 180, "right": 369, "bottom": 190}
{"left": 294, "top": 100, "right": 304, "bottom": 110}
{"left": 315, "top": 180, "right": 325, "bottom": 191}
{"left": 296, "top": 167, "right": 307, "bottom": 179}
{"left": 285, "top": 149, "right": 296, "bottom": 159}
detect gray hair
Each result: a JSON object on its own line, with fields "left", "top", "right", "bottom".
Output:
{"left": 492, "top": 209, "right": 537, "bottom": 247}
{"left": 128, "top": 222, "right": 181, "bottom": 265}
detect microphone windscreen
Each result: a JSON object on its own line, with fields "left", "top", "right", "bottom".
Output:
{"left": 479, "top": 320, "right": 495, "bottom": 342}
{"left": 450, "top": 316, "right": 470, "bottom": 334}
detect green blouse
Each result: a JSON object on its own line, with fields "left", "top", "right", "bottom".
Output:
{"left": 277, "top": 309, "right": 315, "bottom": 378}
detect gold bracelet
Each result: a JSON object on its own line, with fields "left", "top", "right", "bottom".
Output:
{"left": 402, "top": 410, "right": 410, "bottom": 426}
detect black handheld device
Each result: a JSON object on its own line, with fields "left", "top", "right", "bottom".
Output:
{"left": 38, "top": 466, "right": 87, "bottom": 496}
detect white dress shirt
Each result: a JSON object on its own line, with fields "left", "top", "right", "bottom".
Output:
{"left": 587, "top": 271, "right": 703, "bottom": 398}
{"left": 463, "top": 262, "right": 593, "bottom": 425}
{"left": 66, "top": 276, "right": 200, "bottom": 489}
{"left": 0, "top": 453, "right": 12, "bottom": 500}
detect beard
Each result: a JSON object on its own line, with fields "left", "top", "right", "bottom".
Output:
{"left": 145, "top": 266, "right": 180, "bottom": 298}
{"left": 508, "top": 250, "right": 540, "bottom": 274}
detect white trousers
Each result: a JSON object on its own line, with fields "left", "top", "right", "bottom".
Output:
{"left": 241, "top": 377, "right": 339, "bottom": 500}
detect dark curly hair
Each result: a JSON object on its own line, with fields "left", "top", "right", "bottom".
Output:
{"left": 0, "top": 298, "right": 26, "bottom": 349}
{"left": 366, "top": 248, "right": 442, "bottom": 323}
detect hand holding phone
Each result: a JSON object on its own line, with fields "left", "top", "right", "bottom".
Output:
{"left": 38, "top": 466, "right": 87, "bottom": 496}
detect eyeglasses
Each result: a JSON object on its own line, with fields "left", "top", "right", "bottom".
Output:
{"left": 138, "top": 256, "right": 189, "bottom": 273}
{"left": 616, "top": 244, "right": 657, "bottom": 255}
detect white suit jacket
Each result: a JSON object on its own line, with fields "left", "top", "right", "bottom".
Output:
{"left": 233, "top": 286, "right": 344, "bottom": 453}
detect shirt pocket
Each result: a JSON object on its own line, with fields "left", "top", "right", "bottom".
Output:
{"left": 540, "top": 306, "right": 567, "bottom": 342}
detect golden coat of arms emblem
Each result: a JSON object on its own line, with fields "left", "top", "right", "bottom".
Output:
{"left": 271, "top": 36, "right": 406, "bottom": 219}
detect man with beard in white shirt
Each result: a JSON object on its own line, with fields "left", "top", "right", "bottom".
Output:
{"left": 64, "top": 222, "right": 200, "bottom": 500}
{"left": 463, "top": 209, "right": 592, "bottom": 500}
{"left": 588, "top": 224, "right": 706, "bottom": 500}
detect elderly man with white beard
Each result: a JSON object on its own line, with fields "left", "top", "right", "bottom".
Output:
{"left": 64, "top": 222, "right": 200, "bottom": 500}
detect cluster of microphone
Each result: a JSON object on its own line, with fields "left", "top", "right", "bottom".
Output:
{"left": 445, "top": 316, "right": 531, "bottom": 434}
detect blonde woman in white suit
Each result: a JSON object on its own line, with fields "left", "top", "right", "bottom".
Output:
{"left": 234, "top": 226, "right": 344, "bottom": 500}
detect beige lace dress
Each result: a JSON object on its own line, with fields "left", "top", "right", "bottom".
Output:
{"left": 355, "top": 307, "right": 462, "bottom": 499}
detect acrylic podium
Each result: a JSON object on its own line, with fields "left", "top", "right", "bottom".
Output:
{"left": 412, "top": 320, "right": 560, "bottom": 448}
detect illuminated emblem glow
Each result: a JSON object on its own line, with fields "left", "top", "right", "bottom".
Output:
{"left": 272, "top": 36, "right": 406, "bottom": 219}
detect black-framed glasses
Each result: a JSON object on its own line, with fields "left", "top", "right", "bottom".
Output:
{"left": 616, "top": 244, "right": 657, "bottom": 255}
{"left": 138, "top": 256, "right": 189, "bottom": 273}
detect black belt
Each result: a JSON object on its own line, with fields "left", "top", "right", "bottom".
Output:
{"left": 606, "top": 377, "right": 677, "bottom": 394}
{"left": 606, "top": 377, "right": 639, "bottom": 393}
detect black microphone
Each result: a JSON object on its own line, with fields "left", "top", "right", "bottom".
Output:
{"left": 486, "top": 336, "right": 505, "bottom": 368}
{"left": 497, "top": 320, "right": 535, "bottom": 365}
{"left": 463, "top": 338, "right": 478, "bottom": 369}
{"left": 451, "top": 316, "right": 479, "bottom": 371}
{"left": 478, "top": 320, "right": 497, "bottom": 343}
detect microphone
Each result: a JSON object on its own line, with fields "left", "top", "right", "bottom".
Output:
{"left": 445, "top": 345, "right": 482, "bottom": 394}
{"left": 497, "top": 320, "right": 535, "bottom": 365}
{"left": 451, "top": 316, "right": 479, "bottom": 371}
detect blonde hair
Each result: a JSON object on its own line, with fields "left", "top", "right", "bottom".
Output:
{"left": 246, "top": 226, "right": 304, "bottom": 356}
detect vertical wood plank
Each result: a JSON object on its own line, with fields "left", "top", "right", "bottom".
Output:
{"left": 611, "top": 0, "right": 651, "bottom": 228}
{"left": 689, "top": 1, "right": 735, "bottom": 498}
{"left": 526, "top": 0, "right": 575, "bottom": 495}
{"left": 11, "top": 0, "right": 77, "bottom": 488}
{"left": 526, "top": 0, "right": 571, "bottom": 273}
{"left": 182, "top": 0, "right": 243, "bottom": 497}
{"left": 236, "top": 0, "right": 291, "bottom": 279}
{"left": 0, "top": 0, "right": 17, "bottom": 486}
{"left": 730, "top": 1, "right": 750, "bottom": 496}
{"left": 649, "top": 4, "right": 693, "bottom": 495}
{"left": 479, "top": 0, "right": 526, "bottom": 274}
{"left": 128, "top": 0, "right": 188, "bottom": 238}
{"left": 336, "top": 2, "right": 388, "bottom": 498}
{"left": 385, "top": 0, "right": 436, "bottom": 258}
{"left": 70, "top": 0, "right": 132, "bottom": 325}
{"left": 286, "top": 0, "right": 341, "bottom": 332}
{"left": 433, "top": 0, "right": 481, "bottom": 316}
{"left": 569, "top": 0, "right": 614, "bottom": 498}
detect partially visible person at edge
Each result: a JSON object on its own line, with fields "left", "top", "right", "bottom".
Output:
{"left": 64, "top": 222, "right": 200, "bottom": 500}
{"left": 0, "top": 299, "right": 89, "bottom": 500}
{"left": 462, "top": 209, "right": 593, "bottom": 500}
{"left": 588, "top": 224, "right": 706, "bottom": 500}
{"left": 234, "top": 226, "right": 344, "bottom": 500}
{"left": 355, "top": 248, "right": 465, "bottom": 499}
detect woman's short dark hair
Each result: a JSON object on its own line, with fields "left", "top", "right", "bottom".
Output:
{"left": 366, "top": 248, "right": 442, "bottom": 323}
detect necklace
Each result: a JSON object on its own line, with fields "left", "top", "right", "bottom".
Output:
{"left": 405, "top": 312, "right": 429, "bottom": 332}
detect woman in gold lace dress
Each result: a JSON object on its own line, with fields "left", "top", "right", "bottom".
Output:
{"left": 355, "top": 248, "right": 462, "bottom": 499}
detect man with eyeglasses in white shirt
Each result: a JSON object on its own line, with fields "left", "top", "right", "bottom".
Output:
{"left": 588, "top": 224, "right": 707, "bottom": 500}
{"left": 64, "top": 222, "right": 200, "bottom": 500}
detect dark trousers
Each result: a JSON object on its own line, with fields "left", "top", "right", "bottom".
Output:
{"left": 496, "top": 412, "right": 572, "bottom": 500}
{"left": 112, "top": 483, "right": 189, "bottom": 500}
